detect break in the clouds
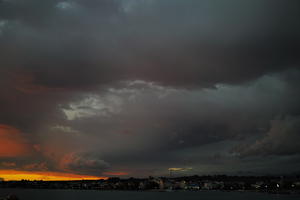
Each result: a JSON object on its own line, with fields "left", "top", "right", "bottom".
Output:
{"left": 0, "top": 0, "right": 300, "bottom": 178}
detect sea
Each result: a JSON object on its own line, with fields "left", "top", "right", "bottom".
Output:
{"left": 1, "top": 189, "right": 300, "bottom": 200}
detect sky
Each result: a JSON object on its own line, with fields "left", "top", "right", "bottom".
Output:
{"left": 0, "top": 0, "right": 300, "bottom": 180}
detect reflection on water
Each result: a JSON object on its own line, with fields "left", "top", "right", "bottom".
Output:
{"left": 1, "top": 189, "right": 300, "bottom": 200}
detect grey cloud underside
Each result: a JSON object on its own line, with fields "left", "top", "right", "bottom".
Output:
{"left": 0, "top": 0, "right": 299, "bottom": 88}
{"left": 55, "top": 72, "right": 300, "bottom": 175}
{"left": 0, "top": 0, "right": 300, "bottom": 176}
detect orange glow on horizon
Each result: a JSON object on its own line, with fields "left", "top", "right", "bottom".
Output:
{"left": 0, "top": 170, "right": 107, "bottom": 181}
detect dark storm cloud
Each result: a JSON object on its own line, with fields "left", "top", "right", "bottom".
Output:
{"left": 0, "top": 0, "right": 300, "bottom": 176}
{"left": 54, "top": 71, "right": 300, "bottom": 175}
{"left": 233, "top": 116, "right": 300, "bottom": 157}
{"left": 0, "top": 0, "right": 299, "bottom": 89}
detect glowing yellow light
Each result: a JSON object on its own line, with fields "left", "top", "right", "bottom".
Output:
{"left": 0, "top": 170, "right": 107, "bottom": 181}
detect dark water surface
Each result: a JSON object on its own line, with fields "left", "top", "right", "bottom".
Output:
{"left": 1, "top": 189, "right": 300, "bottom": 200}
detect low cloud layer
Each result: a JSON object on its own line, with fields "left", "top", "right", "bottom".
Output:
{"left": 234, "top": 116, "right": 300, "bottom": 157}
{"left": 0, "top": 0, "right": 299, "bottom": 177}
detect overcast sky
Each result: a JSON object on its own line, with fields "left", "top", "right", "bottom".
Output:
{"left": 0, "top": 0, "right": 300, "bottom": 178}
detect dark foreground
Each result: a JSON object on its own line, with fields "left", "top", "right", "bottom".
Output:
{"left": 1, "top": 189, "right": 300, "bottom": 200}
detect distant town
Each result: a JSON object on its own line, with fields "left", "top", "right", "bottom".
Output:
{"left": 1, "top": 175, "right": 300, "bottom": 195}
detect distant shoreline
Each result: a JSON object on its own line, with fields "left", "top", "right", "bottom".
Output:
{"left": 1, "top": 175, "right": 300, "bottom": 195}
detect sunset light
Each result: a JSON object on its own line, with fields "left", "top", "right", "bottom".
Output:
{"left": 0, "top": 170, "right": 107, "bottom": 181}
{"left": 0, "top": 0, "right": 299, "bottom": 199}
